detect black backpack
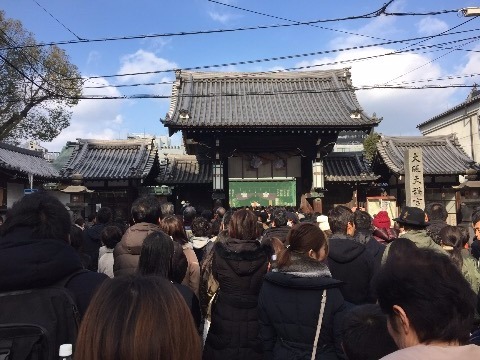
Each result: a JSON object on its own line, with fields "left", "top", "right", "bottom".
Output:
{"left": 0, "top": 270, "right": 85, "bottom": 360}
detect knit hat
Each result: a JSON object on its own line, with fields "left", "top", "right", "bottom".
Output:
{"left": 317, "top": 215, "right": 330, "bottom": 232}
{"left": 373, "top": 211, "right": 391, "bottom": 229}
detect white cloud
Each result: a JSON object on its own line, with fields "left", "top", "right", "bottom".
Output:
{"left": 417, "top": 17, "right": 449, "bottom": 36}
{"left": 117, "top": 50, "right": 178, "bottom": 84}
{"left": 40, "top": 77, "right": 127, "bottom": 152}
{"left": 208, "top": 11, "right": 239, "bottom": 24}
{"left": 294, "top": 46, "right": 457, "bottom": 135}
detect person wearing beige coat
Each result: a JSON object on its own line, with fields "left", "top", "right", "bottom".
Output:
{"left": 161, "top": 215, "right": 200, "bottom": 298}
{"left": 181, "top": 242, "right": 200, "bottom": 298}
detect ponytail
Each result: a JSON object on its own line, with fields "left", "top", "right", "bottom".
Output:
{"left": 272, "top": 237, "right": 291, "bottom": 268}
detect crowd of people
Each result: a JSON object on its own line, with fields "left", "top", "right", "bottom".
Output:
{"left": 1, "top": 192, "right": 480, "bottom": 359}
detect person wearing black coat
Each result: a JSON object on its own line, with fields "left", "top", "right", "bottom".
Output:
{"left": 353, "top": 210, "right": 386, "bottom": 275}
{"left": 327, "top": 206, "right": 375, "bottom": 305}
{"left": 83, "top": 206, "right": 113, "bottom": 271}
{"left": 0, "top": 193, "right": 108, "bottom": 318}
{"left": 258, "top": 222, "right": 346, "bottom": 360}
{"left": 203, "top": 209, "right": 269, "bottom": 360}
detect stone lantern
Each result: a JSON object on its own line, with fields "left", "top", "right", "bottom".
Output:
{"left": 61, "top": 173, "right": 93, "bottom": 221}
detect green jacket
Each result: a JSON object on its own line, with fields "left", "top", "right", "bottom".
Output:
{"left": 382, "top": 229, "right": 447, "bottom": 264}
{"left": 462, "top": 253, "right": 480, "bottom": 294}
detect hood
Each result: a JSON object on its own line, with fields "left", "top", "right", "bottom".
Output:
{"left": 264, "top": 271, "right": 342, "bottom": 290}
{"left": 277, "top": 253, "right": 332, "bottom": 278}
{"left": 328, "top": 234, "right": 366, "bottom": 263}
{"left": 0, "top": 227, "right": 83, "bottom": 291}
{"left": 191, "top": 236, "right": 210, "bottom": 249}
{"left": 215, "top": 237, "right": 268, "bottom": 276}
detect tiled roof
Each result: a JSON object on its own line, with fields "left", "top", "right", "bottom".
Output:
{"left": 417, "top": 90, "right": 480, "bottom": 128}
{"left": 0, "top": 142, "right": 59, "bottom": 178}
{"left": 163, "top": 69, "right": 379, "bottom": 130}
{"left": 375, "top": 134, "right": 479, "bottom": 175}
{"left": 57, "top": 139, "right": 158, "bottom": 180}
{"left": 157, "top": 155, "right": 211, "bottom": 184}
{"left": 324, "top": 152, "right": 379, "bottom": 182}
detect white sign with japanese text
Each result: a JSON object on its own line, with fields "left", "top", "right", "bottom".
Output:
{"left": 405, "top": 148, "right": 425, "bottom": 209}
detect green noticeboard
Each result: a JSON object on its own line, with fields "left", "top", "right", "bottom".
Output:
{"left": 229, "top": 180, "right": 296, "bottom": 207}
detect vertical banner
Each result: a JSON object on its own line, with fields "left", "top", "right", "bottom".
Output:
{"left": 405, "top": 148, "right": 425, "bottom": 209}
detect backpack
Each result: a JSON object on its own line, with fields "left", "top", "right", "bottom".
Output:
{"left": 0, "top": 270, "right": 86, "bottom": 360}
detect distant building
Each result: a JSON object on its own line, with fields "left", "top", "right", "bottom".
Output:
{"left": 417, "top": 88, "right": 480, "bottom": 163}
{"left": 19, "top": 140, "right": 48, "bottom": 154}
{"left": 127, "top": 133, "right": 186, "bottom": 155}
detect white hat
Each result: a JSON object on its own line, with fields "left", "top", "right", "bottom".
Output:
{"left": 316, "top": 215, "right": 330, "bottom": 232}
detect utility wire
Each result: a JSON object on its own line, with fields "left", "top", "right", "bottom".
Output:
{"left": 0, "top": 5, "right": 462, "bottom": 51}
{"left": 82, "top": 70, "right": 480, "bottom": 90}
{"left": 74, "top": 30, "right": 480, "bottom": 82}
{"left": 50, "top": 83, "right": 480, "bottom": 101}
{"left": 32, "top": 0, "right": 84, "bottom": 40}
{"left": 384, "top": 17, "right": 477, "bottom": 84}
{"left": 207, "top": 0, "right": 392, "bottom": 42}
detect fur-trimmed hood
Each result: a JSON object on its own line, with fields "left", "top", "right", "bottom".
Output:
{"left": 278, "top": 253, "right": 331, "bottom": 278}
{"left": 263, "top": 253, "right": 342, "bottom": 291}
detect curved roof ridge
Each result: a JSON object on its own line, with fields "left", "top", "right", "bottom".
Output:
{"left": 178, "top": 68, "right": 349, "bottom": 80}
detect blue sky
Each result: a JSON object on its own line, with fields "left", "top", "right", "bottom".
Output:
{"left": 2, "top": 0, "right": 480, "bottom": 151}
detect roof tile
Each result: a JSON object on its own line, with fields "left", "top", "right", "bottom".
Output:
{"left": 375, "top": 134, "right": 479, "bottom": 175}
{"left": 57, "top": 139, "right": 158, "bottom": 180}
{"left": 0, "top": 143, "right": 59, "bottom": 178}
{"left": 164, "top": 69, "right": 379, "bottom": 129}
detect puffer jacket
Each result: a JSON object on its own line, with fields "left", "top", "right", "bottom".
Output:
{"left": 113, "top": 222, "right": 163, "bottom": 277}
{"left": 373, "top": 227, "right": 398, "bottom": 244}
{"left": 258, "top": 254, "right": 346, "bottom": 360}
{"left": 203, "top": 236, "right": 269, "bottom": 360}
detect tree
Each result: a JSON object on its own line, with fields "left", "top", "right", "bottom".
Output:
{"left": 0, "top": 11, "right": 82, "bottom": 143}
{"left": 363, "top": 131, "right": 380, "bottom": 162}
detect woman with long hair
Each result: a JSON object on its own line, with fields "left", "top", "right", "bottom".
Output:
{"left": 203, "top": 209, "right": 269, "bottom": 360}
{"left": 138, "top": 231, "right": 201, "bottom": 327}
{"left": 439, "top": 225, "right": 480, "bottom": 294}
{"left": 258, "top": 222, "right": 346, "bottom": 359}
{"left": 74, "top": 275, "right": 202, "bottom": 360}
{"left": 160, "top": 215, "right": 200, "bottom": 297}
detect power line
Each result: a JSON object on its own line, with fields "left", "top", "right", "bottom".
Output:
{"left": 82, "top": 70, "right": 480, "bottom": 91}
{"left": 207, "top": 0, "right": 392, "bottom": 42}
{"left": 75, "top": 31, "right": 480, "bottom": 83}
{"left": 51, "top": 83, "right": 480, "bottom": 101}
{"left": 0, "top": 5, "right": 462, "bottom": 51}
{"left": 384, "top": 17, "right": 477, "bottom": 84}
{"left": 32, "top": 0, "right": 84, "bottom": 41}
